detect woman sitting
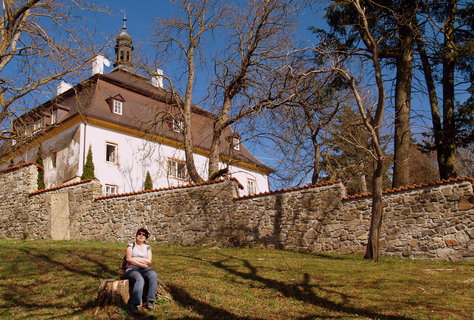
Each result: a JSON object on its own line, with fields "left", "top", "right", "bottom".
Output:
{"left": 124, "top": 228, "right": 158, "bottom": 314}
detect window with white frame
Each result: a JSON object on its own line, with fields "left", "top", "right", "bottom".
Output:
{"left": 113, "top": 100, "right": 123, "bottom": 115}
{"left": 232, "top": 137, "right": 240, "bottom": 151}
{"left": 105, "top": 184, "right": 118, "bottom": 195}
{"left": 105, "top": 143, "right": 118, "bottom": 164}
{"left": 168, "top": 159, "right": 188, "bottom": 180}
{"left": 26, "top": 124, "right": 33, "bottom": 135}
{"left": 33, "top": 120, "right": 42, "bottom": 133}
{"left": 51, "top": 110, "right": 57, "bottom": 124}
{"left": 247, "top": 178, "right": 256, "bottom": 195}
{"left": 172, "top": 118, "right": 184, "bottom": 133}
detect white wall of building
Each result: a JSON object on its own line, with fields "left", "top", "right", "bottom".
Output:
{"left": 83, "top": 123, "right": 270, "bottom": 196}
{"left": 0, "top": 121, "right": 270, "bottom": 196}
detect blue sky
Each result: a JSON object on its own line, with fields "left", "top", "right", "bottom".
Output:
{"left": 69, "top": 1, "right": 469, "bottom": 186}
{"left": 90, "top": 1, "right": 324, "bottom": 59}
{"left": 88, "top": 1, "right": 327, "bottom": 179}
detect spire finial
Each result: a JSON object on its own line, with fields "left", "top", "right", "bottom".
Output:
{"left": 122, "top": 9, "right": 127, "bottom": 31}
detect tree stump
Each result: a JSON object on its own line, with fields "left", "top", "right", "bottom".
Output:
{"left": 96, "top": 279, "right": 130, "bottom": 306}
{"left": 157, "top": 282, "right": 172, "bottom": 300}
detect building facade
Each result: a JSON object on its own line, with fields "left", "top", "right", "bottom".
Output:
{"left": 0, "top": 20, "right": 273, "bottom": 196}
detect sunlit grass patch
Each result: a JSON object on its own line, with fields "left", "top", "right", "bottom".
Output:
{"left": 0, "top": 240, "right": 473, "bottom": 320}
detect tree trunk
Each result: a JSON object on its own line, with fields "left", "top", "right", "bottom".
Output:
{"left": 415, "top": 25, "right": 443, "bottom": 180}
{"left": 364, "top": 161, "right": 384, "bottom": 262}
{"left": 392, "top": 0, "right": 416, "bottom": 188}
{"left": 208, "top": 99, "right": 231, "bottom": 180}
{"left": 441, "top": 0, "right": 458, "bottom": 179}
{"left": 183, "top": 45, "right": 204, "bottom": 183}
{"left": 96, "top": 279, "right": 130, "bottom": 306}
{"left": 311, "top": 140, "right": 321, "bottom": 184}
{"left": 359, "top": 174, "right": 367, "bottom": 194}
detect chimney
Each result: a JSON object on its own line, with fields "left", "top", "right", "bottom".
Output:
{"left": 57, "top": 81, "right": 73, "bottom": 95}
{"left": 92, "top": 54, "right": 111, "bottom": 75}
{"left": 151, "top": 69, "right": 164, "bottom": 88}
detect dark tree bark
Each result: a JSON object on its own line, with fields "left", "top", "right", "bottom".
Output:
{"left": 440, "top": 0, "right": 458, "bottom": 179}
{"left": 415, "top": 23, "right": 444, "bottom": 179}
{"left": 392, "top": 0, "right": 417, "bottom": 188}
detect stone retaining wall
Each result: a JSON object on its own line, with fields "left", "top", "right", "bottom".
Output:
{"left": 0, "top": 163, "right": 472, "bottom": 261}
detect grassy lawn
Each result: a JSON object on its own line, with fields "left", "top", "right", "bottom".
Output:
{"left": 0, "top": 240, "right": 472, "bottom": 320}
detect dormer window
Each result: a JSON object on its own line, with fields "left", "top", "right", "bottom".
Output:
{"left": 227, "top": 132, "right": 241, "bottom": 151}
{"left": 113, "top": 100, "right": 123, "bottom": 115}
{"left": 51, "top": 110, "right": 57, "bottom": 124}
{"left": 33, "top": 120, "right": 42, "bottom": 133}
{"left": 172, "top": 118, "right": 184, "bottom": 133}
{"left": 106, "top": 94, "right": 125, "bottom": 115}
{"left": 232, "top": 137, "right": 240, "bottom": 151}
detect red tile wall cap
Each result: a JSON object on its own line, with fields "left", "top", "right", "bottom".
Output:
{"left": 235, "top": 180, "right": 343, "bottom": 200}
{"left": 29, "top": 179, "right": 93, "bottom": 196}
{"left": 343, "top": 177, "right": 474, "bottom": 200}
{"left": 95, "top": 177, "right": 243, "bottom": 201}
{"left": 0, "top": 162, "right": 44, "bottom": 174}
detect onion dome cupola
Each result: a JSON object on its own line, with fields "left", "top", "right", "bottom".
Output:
{"left": 114, "top": 13, "right": 134, "bottom": 68}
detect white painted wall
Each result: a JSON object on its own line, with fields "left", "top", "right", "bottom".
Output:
{"left": 82, "top": 123, "right": 270, "bottom": 196}
{"left": 1, "top": 121, "right": 270, "bottom": 196}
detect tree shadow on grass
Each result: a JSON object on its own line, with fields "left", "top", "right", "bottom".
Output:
{"left": 0, "top": 248, "right": 121, "bottom": 319}
{"left": 16, "top": 247, "right": 118, "bottom": 279}
{"left": 179, "top": 254, "right": 415, "bottom": 320}
{"left": 167, "top": 284, "right": 266, "bottom": 320}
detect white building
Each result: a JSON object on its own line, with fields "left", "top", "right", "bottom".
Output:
{"left": 0, "top": 20, "right": 273, "bottom": 196}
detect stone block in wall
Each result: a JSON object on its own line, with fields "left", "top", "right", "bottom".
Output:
{"left": 355, "top": 231, "right": 367, "bottom": 240}
{"left": 441, "top": 186, "right": 453, "bottom": 195}
{"left": 421, "top": 229, "right": 436, "bottom": 236}
{"left": 455, "top": 230, "right": 469, "bottom": 244}
{"left": 468, "top": 228, "right": 474, "bottom": 239}
{"left": 436, "top": 247, "right": 462, "bottom": 261}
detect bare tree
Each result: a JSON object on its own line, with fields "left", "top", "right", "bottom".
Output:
{"left": 308, "top": 0, "right": 388, "bottom": 261}
{"left": 342, "top": 0, "right": 387, "bottom": 262}
{"left": 261, "top": 62, "right": 347, "bottom": 187}
{"left": 152, "top": 0, "right": 226, "bottom": 183}
{"left": 0, "top": 0, "right": 105, "bottom": 140}
{"left": 153, "top": 0, "right": 299, "bottom": 182}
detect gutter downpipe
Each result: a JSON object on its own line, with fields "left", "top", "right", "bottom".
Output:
{"left": 82, "top": 118, "right": 87, "bottom": 176}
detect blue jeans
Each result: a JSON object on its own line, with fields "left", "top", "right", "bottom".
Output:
{"left": 125, "top": 268, "right": 158, "bottom": 305}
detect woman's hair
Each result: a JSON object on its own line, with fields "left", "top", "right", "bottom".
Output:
{"left": 136, "top": 228, "right": 150, "bottom": 239}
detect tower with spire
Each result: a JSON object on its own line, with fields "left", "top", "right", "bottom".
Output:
{"left": 114, "top": 13, "right": 133, "bottom": 68}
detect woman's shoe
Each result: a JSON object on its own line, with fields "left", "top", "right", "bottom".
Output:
{"left": 145, "top": 301, "right": 155, "bottom": 311}
{"left": 129, "top": 304, "right": 140, "bottom": 314}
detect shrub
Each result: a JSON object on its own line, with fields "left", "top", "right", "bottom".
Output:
{"left": 81, "top": 146, "right": 95, "bottom": 180}
{"left": 144, "top": 171, "right": 153, "bottom": 190}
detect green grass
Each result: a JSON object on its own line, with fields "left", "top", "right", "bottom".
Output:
{"left": 0, "top": 240, "right": 473, "bottom": 320}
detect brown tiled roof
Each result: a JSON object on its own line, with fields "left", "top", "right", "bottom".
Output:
{"left": 2, "top": 69, "right": 274, "bottom": 174}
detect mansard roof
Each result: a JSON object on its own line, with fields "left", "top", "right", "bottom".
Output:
{"left": 2, "top": 68, "right": 274, "bottom": 174}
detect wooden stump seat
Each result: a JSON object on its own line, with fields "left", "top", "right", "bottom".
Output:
{"left": 97, "top": 279, "right": 130, "bottom": 306}
{"left": 96, "top": 278, "right": 171, "bottom": 307}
